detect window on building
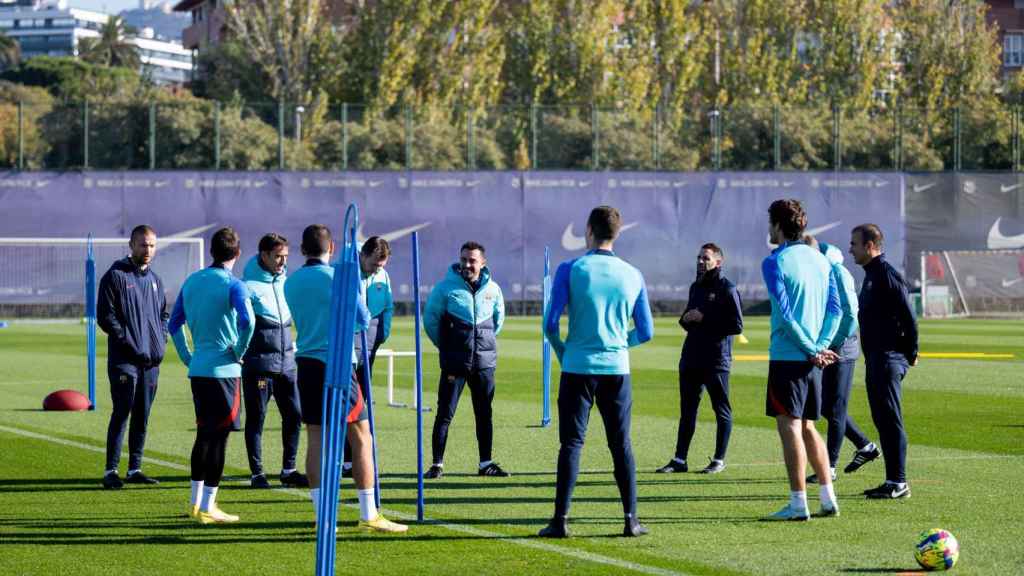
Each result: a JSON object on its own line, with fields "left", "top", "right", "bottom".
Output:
{"left": 0, "top": 19, "right": 13, "bottom": 28}
{"left": 1005, "top": 34, "right": 1024, "bottom": 67}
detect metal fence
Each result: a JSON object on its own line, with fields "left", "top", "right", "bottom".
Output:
{"left": 1, "top": 100, "right": 1022, "bottom": 171}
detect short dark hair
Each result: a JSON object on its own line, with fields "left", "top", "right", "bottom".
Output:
{"left": 768, "top": 199, "right": 807, "bottom": 241}
{"left": 460, "top": 241, "right": 485, "bottom": 255}
{"left": 852, "top": 223, "right": 884, "bottom": 248}
{"left": 700, "top": 242, "right": 723, "bottom": 259}
{"left": 129, "top": 225, "right": 155, "bottom": 243}
{"left": 210, "top": 227, "right": 241, "bottom": 263}
{"left": 361, "top": 236, "right": 391, "bottom": 260}
{"left": 587, "top": 205, "right": 622, "bottom": 242}
{"left": 301, "top": 224, "right": 332, "bottom": 257}
{"left": 258, "top": 232, "right": 288, "bottom": 254}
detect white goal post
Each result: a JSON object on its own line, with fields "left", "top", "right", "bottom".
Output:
{"left": 920, "top": 249, "right": 1024, "bottom": 318}
{"left": 0, "top": 237, "right": 204, "bottom": 318}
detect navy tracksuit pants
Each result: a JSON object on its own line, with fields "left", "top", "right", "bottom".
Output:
{"left": 432, "top": 368, "right": 496, "bottom": 465}
{"left": 864, "top": 352, "right": 909, "bottom": 483}
{"left": 242, "top": 369, "right": 302, "bottom": 476}
{"left": 821, "top": 360, "right": 872, "bottom": 467}
{"left": 105, "top": 365, "right": 159, "bottom": 472}
{"left": 674, "top": 366, "right": 732, "bottom": 462}
{"left": 554, "top": 373, "right": 636, "bottom": 519}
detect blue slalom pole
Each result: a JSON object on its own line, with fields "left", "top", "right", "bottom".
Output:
{"left": 359, "top": 330, "right": 381, "bottom": 509}
{"left": 315, "top": 204, "right": 361, "bottom": 576}
{"left": 86, "top": 234, "right": 97, "bottom": 410}
{"left": 541, "top": 246, "right": 551, "bottom": 427}
{"left": 412, "top": 231, "right": 425, "bottom": 522}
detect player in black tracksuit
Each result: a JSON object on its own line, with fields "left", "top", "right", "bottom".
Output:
{"left": 850, "top": 224, "right": 918, "bottom": 499}
{"left": 657, "top": 243, "right": 743, "bottom": 475}
{"left": 97, "top": 226, "right": 167, "bottom": 489}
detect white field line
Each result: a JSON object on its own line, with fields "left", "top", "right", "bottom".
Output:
{"left": 0, "top": 423, "right": 693, "bottom": 576}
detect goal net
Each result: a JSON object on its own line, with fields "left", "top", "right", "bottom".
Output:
{"left": 0, "top": 237, "right": 204, "bottom": 318}
{"left": 920, "top": 250, "right": 1024, "bottom": 318}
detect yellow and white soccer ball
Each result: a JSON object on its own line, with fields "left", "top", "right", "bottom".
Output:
{"left": 915, "top": 528, "right": 959, "bottom": 571}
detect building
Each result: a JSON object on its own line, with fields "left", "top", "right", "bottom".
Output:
{"left": 0, "top": 0, "right": 192, "bottom": 85}
{"left": 987, "top": 0, "right": 1024, "bottom": 76}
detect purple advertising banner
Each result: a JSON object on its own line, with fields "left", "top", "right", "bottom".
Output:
{"left": 1, "top": 171, "right": 906, "bottom": 305}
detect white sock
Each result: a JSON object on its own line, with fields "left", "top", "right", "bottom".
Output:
{"left": 310, "top": 488, "right": 320, "bottom": 523}
{"left": 127, "top": 469, "right": 141, "bottom": 476}
{"left": 819, "top": 483, "right": 837, "bottom": 509}
{"left": 789, "top": 490, "right": 808, "bottom": 511}
{"left": 200, "top": 486, "right": 218, "bottom": 512}
{"left": 861, "top": 442, "right": 877, "bottom": 453}
{"left": 672, "top": 457, "right": 687, "bottom": 465}
{"left": 190, "top": 480, "right": 204, "bottom": 507}
{"left": 341, "top": 463, "right": 352, "bottom": 471}
{"left": 105, "top": 469, "right": 117, "bottom": 476}
{"left": 357, "top": 488, "right": 377, "bottom": 521}
{"left": 885, "top": 480, "right": 907, "bottom": 488}
{"left": 478, "top": 460, "right": 493, "bottom": 469}
{"left": 281, "top": 468, "right": 296, "bottom": 475}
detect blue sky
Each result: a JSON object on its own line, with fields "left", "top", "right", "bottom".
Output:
{"left": 69, "top": 1, "right": 147, "bottom": 14}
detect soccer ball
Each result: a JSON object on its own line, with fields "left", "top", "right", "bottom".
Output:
{"left": 914, "top": 528, "right": 959, "bottom": 571}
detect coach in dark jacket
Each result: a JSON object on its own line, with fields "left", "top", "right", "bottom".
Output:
{"left": 240, "top": 234, "right": 307, "bottom": 489}
{"left": 850, "top": 224, "right": 918, "bottom": 500}
{"left": 656, "top": 243, "right": 743, "bottom": 475}
{"left": 97, "top": 225, "right": 168, "bottom": 489}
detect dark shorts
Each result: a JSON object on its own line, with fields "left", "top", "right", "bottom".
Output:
{"left": 190, "top": 377, "right": 241, "bottom": 433}
{"left": 296, "top": 357, "right": 366, "bottom": 426}
{"left": 765, "top": 361, "right": 822, "bottom": 420}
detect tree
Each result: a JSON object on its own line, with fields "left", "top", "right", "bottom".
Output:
{"left": 79, "top": 16, "right": 141, "bottom": 70}
{"left": 0, "top": 31, "right": 21, "bottom": 72}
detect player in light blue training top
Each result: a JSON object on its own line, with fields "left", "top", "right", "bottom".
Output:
{"left": 168, "top": 227, "right": 254, "bottom": 525}
{"left": 283, "top": 224, "right": 406, "bottom": 533}
{"left": 539, "top": 205, "right": 654, "bottom": 539}
{"left": 760, "top": 199, "right": 842, "bottom": 522}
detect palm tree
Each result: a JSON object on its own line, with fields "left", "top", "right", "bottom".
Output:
{"left": 0, "top": 31, "right": 20, "bottom": 71}
{"left": 78, "top": 16, "right": 140, "bottom": 70}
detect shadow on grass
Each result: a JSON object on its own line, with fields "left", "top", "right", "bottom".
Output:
{"left": 839, "top": 569, "right": 926, "bottom": 574}
{"left": 0, "top": 475, "right": 195, "bottom": 492}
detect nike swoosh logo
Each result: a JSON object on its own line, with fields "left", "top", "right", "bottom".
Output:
{"left": 987, "top": 217, "right": 1024, "bottom": 249}
{"left": 165, "top": 223, "right": 219, "bottom": 238}
{"left": 913, "top": 182, "right": 936, "bottom": 193}
{"left": 356, "top": 222, "right": 432, "bottom": 245}
{"left": 1001, "top": 183, "right": 1022, "bottom": 193}
{"left": 1002, "top": 277, "right": 1023, "bottom": 288}
{"left": 766, "top": 221, "right": 842, "bottom": 250}
{"left": 561, "top": 222, "right": 639, "bottom": 251}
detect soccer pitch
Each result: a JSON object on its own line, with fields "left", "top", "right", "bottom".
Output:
{"left": 1, "top": 317, "right": 1021, "bottom": 575}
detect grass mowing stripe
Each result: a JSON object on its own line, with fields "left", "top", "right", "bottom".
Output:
{"left": 0, "top": 423, "right": 697, "bottom": 576}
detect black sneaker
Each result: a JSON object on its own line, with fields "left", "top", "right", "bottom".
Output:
{"left": 478, "top": 462, "right": 510, "bottom": 477}
{"left": 864, "top": 482, "right": 910, "bottom": 499}
{"left": 280, "top": 470, "right": 309, "bottom": 487}
{"left": 102, "top": 471, "right": 123, "bottom": 490}
{"left": 251, "top": 474, "right": 271, "bottom": 489}
{"left": 655, "top": 459, "right": 688, "bottom": 473}
{"left": 807, "top": 469, "right": 837, "bottom": 484}
{"left": 698, "top": 459, "right": 726, "bottom": 474}
{"left": 125, "top": 471, "right": 158, "bottom": 485}
{"left": 844, "top": 445, "right": 881, "bottom": 474}
{"left": 623, "top": 514, "right": 649, "bottom": 537}
{"left": 538, "top": 517, "right": 570, "bottom": 538}
{"left": 424, "top": 464, "right": 443, "bottom": 479}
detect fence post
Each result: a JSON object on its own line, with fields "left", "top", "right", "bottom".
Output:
{"left": 149, "top": 102, "right": 156, "bottom": 170}
{"left": 466, "top": 108, "right": 475, "bottom": 170}
{"left": 832, "top": 103, "right": 841, "bottom": 171}
{"left": 17, "top": 100, "right": 24, "bottom": 171}
{"left": 591, "top": 105, "right": 599, "bottom": 171}
{"left": 278, "top": 101, "right": 286, "bottom": 170}
{"left": 773, "top": 104, "right": 781, "bottom": 170}
{"left": 652, "top": 104, "right": 660, "bottom": 170}
{"left": 214, "top": 101, "right": 221, "bottom": 170}
{"left": 404, "top": 106, "right": 413, "bottom": 170}
{"left": 953, "top": 107, "right": 962, "bottom": 172}
{"left": 531, "top": 103, "right": 538, "bottom": 170}
{"left": 1014, "top": 103, "right": 1021, "bottom": 172}
{"left": 341, "top": 103, "right": 348, "bottom": 171}
{"left": 711, "top": 109, "right": 721, "bottom": 170}
{"left": 83, "top": 100, "right": 89, "bottom": 170}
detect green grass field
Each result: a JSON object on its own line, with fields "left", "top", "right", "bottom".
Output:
{"left": 1, "top": 316, "right": 1022, "bottom": 575}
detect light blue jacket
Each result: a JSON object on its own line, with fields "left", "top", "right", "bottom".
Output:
{"left": 361, "top": 267, "right": 393, "bottom": 342}
{"left": 168, "top": 265, "right": 255, "bottom": 378}
{"left": 424, "top": 264, "right": 504, "bottom": 375}
{"left": 544, "top": 250, "right": 654, "bottom": 375}
{"left": 761, "top": 242, "right": 842, "bottom": 361}
{"left": 820, "top": 242, "right": 860, "bottom": 360}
